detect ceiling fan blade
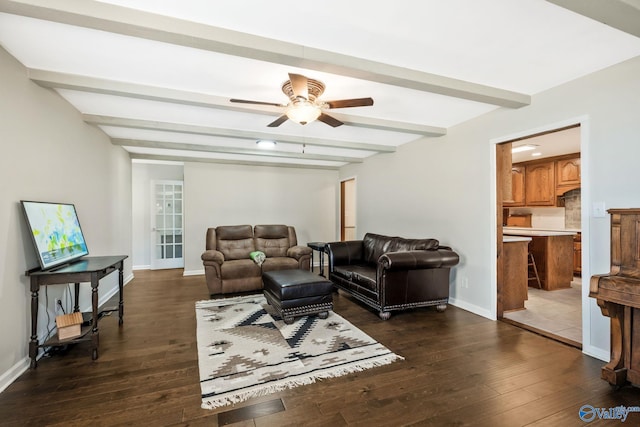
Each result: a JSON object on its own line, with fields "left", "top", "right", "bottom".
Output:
{"left": 230, "top": 98, "right": 285, "bottom": 107}
{"left": 325, "top": 97, "right": 374, "bottom": 109}
{"left": 288, "top": 73, "right": 309, "bottom": 99}
{"left": 317, "top": 113, "right": 343, "bottom": 128}
{"left": 267, "top": 115, "right": 289, "bottom": 127}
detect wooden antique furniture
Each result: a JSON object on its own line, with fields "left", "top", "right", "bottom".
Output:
{"left": 590, "top": 208, "right": 640, "bottom": 387}
{"left": 26, "top": 255, "right": 127, "bottom": 368}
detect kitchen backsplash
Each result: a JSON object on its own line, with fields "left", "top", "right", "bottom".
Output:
{"left": 563, "top": 188, "right": 581, "bottom": 229}
{"left": 509, "top": 207, "right": 574, "bottom": 230}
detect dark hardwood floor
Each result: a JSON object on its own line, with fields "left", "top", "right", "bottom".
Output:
{"left": 0, "top": 269, "right": 637, "bottom": 426}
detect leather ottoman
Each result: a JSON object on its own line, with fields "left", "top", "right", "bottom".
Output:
{"left": 263, "top": 269, "right": 334, "bottom": 324}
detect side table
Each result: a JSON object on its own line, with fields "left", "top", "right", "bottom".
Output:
{"left": 307, "top": 242, "right": 327, "bottom": 277}
{"left": 26, "top": 255, "right": 128, "bottom": 368}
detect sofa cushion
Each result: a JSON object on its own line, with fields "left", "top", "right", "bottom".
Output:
{"left": 363, "top": 233, "right": 393, "bottom": 264}
{"left": 261, "top": 256, "right": 299, "bottom": 272}
{"left": 334, "top": 264, "right": 377, "bottom": 291}
{"left": 254, "top": 225, "right": 290, "bottom": 257}
{"left": 216, "top": 225, "right": 255, "bottom": 260}
{"left": 388, "top": 237, "right": 439, "bottom": 252}
{"left": 221, "top": 259, "right": 261, "bottom": 279}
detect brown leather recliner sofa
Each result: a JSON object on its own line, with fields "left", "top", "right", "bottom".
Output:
{"left": 326, "top": 233, "right": 459, "bottom": 319}
{"left": 201, "top": 224, "right": 312, "bottom": 296}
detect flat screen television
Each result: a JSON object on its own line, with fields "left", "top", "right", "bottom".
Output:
{"left": 21, "top": 200, "right": 89, "bottom": 270}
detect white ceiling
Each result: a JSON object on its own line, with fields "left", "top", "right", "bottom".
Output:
{"left": 1, "top": 0, "right": 639, "bottom": 169}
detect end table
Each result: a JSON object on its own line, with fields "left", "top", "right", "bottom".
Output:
{"left": 307, "top": 242, "right": 327, "bottom": 277}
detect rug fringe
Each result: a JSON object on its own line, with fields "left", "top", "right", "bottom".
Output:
{"left": 201, "top": 353, "right": 403, "bottom": 409}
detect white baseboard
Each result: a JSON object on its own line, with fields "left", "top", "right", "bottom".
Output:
{"left": 183, "top": 269, "right": 204, "bottom": 276}
{"left": 448, "top": 297, "right": 495, "bottom": 320}
{"left": 132, "top": 264, "right": 150, "bottom": 270}
{"left": 0, "top": 358, "right": 30, "bottom": 394}
{"left": 582, "top": 344, "right": 609, "bottom": 362}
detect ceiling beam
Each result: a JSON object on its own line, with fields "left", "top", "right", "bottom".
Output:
{"left": 0, "top": 0, "right": 530, "bottom": 108}
{"left": 546, "top": 0, "right": 640, "bottom": 38}
{"left": 28, "top": 69, "right": 446, "bottom": 137}
{"left": 112, "top": 138, "right": 363, "bottom": 163}
{"left": 83, "top": 114, "right": 397, "bottom": 153}
{"left": 129, "top": 154, "right": 341, "bottom": 171}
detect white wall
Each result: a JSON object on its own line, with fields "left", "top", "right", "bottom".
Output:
{"left": 340, "top": 55, "right": 640, "bottom": 360}
{"left": 131, "top": 163, "right": 184, "bottom": 269}
{"left": 183, "top": 162, "right": 338, "bottom": 275}
{"left": 0, "top": 47, "right": 132, "bottom": 389}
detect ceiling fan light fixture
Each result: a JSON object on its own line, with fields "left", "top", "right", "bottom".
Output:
{"left": 256, "top": 140, "right": 277, "bottom": 149}
{"left": 285, "top": 100, "right": 321, "bottom": 125}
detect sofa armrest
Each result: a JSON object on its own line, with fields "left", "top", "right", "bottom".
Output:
{"left": 326, "top": 240, "right": 363, "bottom": 268}
{"left": 379, "top": 249, "right": 459, "bottom": 271}
{"left": 201, "top": 249, "right": 224, "bottom": 265}
{"left": 287, "top": 245, "right": 312, "bottom": 260}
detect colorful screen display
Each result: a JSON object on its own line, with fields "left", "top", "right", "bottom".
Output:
{"left": 21, "top": 201, "right": 89, "bottom": 270}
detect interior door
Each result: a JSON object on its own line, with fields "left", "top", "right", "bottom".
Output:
{"left": 340, "top": 178, "right": 356, "bottom": 241}
{"left": 150, "top": 180, "right": 184, "bottom": 270}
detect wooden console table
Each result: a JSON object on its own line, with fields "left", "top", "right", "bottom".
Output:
{"left": 26, "top": 255, "right": 128, "bottom": 368}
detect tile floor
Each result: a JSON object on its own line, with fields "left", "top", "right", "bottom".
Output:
{"left": 503, "top": 277, "right": 582, "bottom": 344}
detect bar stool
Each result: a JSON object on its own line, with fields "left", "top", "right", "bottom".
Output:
{"left": 528, "top": 252, "right": 542, "bottom": 288}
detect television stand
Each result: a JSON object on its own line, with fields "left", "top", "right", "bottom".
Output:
{"left": 26, "top": 255, "right": 128, "bottom": 368}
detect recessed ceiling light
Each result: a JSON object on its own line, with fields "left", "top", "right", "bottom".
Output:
{"left": 512, "top": 144, "right": 537, "bottom": 153}
{"left": 531, "top": 152, "right": 542, "bottom": 157}
{"left": 256, "top": 140, "right": 277, "bottom": 149}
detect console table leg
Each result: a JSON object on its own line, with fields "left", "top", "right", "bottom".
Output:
{"left": 29, "top": 286, "right": 39, "bottom": 369}
{"left": 74, "top": 282, "right": 80, "bottom": 313}
{"left": 118, "top": 266, "right": 124, "bottom": 325}
{"left": 91, "top": 274, "right": 99, "bottom": 360}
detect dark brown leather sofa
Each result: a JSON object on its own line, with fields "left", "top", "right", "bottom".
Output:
{"left": 326, "top": 233, "right": 459, "bottom": 319}
{"left": 201, "top": 224, "right": 311, "bottom": 296}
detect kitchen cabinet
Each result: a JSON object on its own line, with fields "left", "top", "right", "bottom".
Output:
{"left": 525, "top": 161, "right": 556, "bottom": 206}
{"left": 503, "top": 164, "right": 525, "bottom": 207}
{"left": 504, "top": 229, "right": 575, "bottom": 290}
{"left": 502, "top": 154, "right": 580, "bottom": 208}
{"left": 506, "top": 213, "right": 532, "bottom": 227}
{"left": 556, "top": 157, "right": 581, "bottom": 195}
{"left": 573, "top": 232, "right": 582, "bottom": 276}
{"left": 502, "top": 237, "right": 531, "bottom": 311}
{"left": 528, "top": 235, "right": 574, "bottom": 290}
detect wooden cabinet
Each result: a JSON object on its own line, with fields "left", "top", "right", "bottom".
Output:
{"left": 556, "top": 157, "right": 581, "bottom": 196}
{"left": 502, "top": 154, "right": 580, "bottom": 208}
{"left": 502, "top": 238, "right": 530, "bottom": 311}
{"left": 573, "top": 232, "right": 581, "bottom": 276}
{"left": 528, "top": 234, "right": 574, "bottom": 290}
{"left": 525, "top": 162, "right": 556, "bottom": 206}
{"left": 504, "top": 164, "right": 525, "bottom": 207}
{"left": 556, "top": 157, "right": 580, "bottom": 187}
{"left": 506, "top": 213, "right": 532, "bottom": 227}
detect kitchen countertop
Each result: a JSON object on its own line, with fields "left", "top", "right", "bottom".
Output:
{"left": 503, "top": 227, "right": 578, "bottom": 237}
{"left": 503, "top": 236, "right": 532, "bottom": 243}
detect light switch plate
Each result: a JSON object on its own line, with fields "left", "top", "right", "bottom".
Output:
{"left": 592, "top": 201, "right": 606, "bottom": 218}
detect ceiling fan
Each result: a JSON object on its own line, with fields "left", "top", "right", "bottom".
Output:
{"left": 230, "top": 73, "right": 374, "bottom": 127}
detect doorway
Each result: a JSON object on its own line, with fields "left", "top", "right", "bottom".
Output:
{"left": 340, "top": 178, "right": 356, "bottom": 241}
{"left": 496, "top": 125, "right": 583, "bottom": 347}
{"left": 150, "top": 180, "right": 184, "bottom": 270}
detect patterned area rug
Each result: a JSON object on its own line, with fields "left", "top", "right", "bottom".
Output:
{"left": 196, "top": 294, "right": 403, "bottom": 409}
